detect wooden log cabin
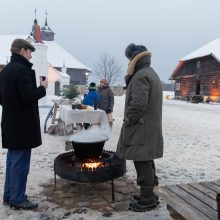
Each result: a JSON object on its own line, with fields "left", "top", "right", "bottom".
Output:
{"left": 170, "top": 39, "right": 220, "bottom": 102}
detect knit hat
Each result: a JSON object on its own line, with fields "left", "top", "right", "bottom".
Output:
{"left": 11, "top": 38, "right": 35, "bottom": 52}
{"left": 89, "top": 82, "right": 96, "bottom": 91}
{"left": 125, "top": 43, "right": 147, "bottom": 60}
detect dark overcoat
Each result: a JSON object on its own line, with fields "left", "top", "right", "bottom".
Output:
{"left": 0, "top": 53, "right": 46, "bottom": 150}
{"left": 116, "top": 54, "right": 163, "bottom": 161}
{"left": 97, "top": 86, "right": 114, "bottom": 113}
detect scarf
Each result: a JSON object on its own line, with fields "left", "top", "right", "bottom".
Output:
{"left": 124, "top": 51, "right": 152, "bottom": 89}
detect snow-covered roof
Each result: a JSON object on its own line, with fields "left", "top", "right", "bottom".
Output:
{"left": 45, "top": 40, "right": 90, "bottom": 70}
{"left": 0, "top": 35, "right": 91, "bottom": 71}
{"left": 180, "top": 39, "right": 220, "bottom": 62}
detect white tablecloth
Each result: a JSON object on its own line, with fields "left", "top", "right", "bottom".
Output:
{"left": 59, "top": 105, "right": 109, "bottom": 128}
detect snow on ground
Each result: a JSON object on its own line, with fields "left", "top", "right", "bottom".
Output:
{"left": 0, "top": 91, "right": 220, "bottom": 219}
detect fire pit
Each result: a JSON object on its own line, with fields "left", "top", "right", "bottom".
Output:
{"left": 54, "top": 150, "right": 126, "bottom": 201}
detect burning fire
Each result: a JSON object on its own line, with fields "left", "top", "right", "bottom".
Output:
{"left": 81, "top": 159, "right": 105, "bottom": 171}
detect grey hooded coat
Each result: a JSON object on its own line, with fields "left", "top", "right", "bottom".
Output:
{"left": 116, "top": 53, "right": 163, "bottom": 161}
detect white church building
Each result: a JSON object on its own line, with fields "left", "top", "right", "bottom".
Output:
{"left": 0, "top": 18, "right": 91, "bottom": 105}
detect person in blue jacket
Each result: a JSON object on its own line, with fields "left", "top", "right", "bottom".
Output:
{"left": 82, "top": 82, "right": 100, "bottom": 107}
{"left": 82, "top": 82, "right": 100, "bottom": 129}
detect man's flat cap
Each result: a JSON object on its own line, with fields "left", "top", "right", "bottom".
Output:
{"left": 11, "top": 38, "right": 35, "bottom": 52}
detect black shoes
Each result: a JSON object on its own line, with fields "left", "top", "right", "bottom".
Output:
{"left": 9, "top": 199, "right": 38, "bottom": 210}
{"left": 3, "top": 199, "right": 9, "bottom": 205}
{"left": 129, "top": 198, "right": 157, "bottom": 212}
{"left": 129, "top": 194, "right": 159, "bottom": 212}
{"left": 132, "top": 194, "right": 160, "bottom": 205}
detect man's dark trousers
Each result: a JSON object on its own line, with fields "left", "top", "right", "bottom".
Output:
{"left": 3, "top": 149, "right": 31, "bottom": 204}
{"left": 134, "top": 160, "right": 158, "bottom": 199}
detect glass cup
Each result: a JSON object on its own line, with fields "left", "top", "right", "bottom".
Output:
{"left": 40, "top": 76, "right": 46, "bottom": 81}
{"left": 76, "top": 104, "right": 82, "bottom": 110}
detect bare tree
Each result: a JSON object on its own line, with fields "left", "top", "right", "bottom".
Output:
{"left": 93, "top": 53, "right": 123, "bottom": 85}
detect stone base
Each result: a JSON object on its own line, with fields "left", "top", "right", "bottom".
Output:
{"left": 42, "top": 176, "right": 138, "bottom": 212}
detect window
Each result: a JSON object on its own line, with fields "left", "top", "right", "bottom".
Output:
{"left": 181, "top": 84, "right": 185, "bottom": 90}
{"left": 54, "top": 81, "right": 60, "bottom": 96}
{"left": 197, "top": 60, "right": 200, "bottom": 69}
{"left": 211, "top": 79, "right": 218, "bottom": 89}
{"left": 175, "top": 83, "right": 180, "bottom": 91}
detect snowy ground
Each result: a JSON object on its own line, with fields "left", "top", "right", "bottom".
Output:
{"left": 0, "top": 91, "right": 220, "bottom": 219}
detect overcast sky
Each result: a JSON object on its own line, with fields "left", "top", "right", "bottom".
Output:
{"left": 1, "top": 0, "right": 220, "bottom": 83}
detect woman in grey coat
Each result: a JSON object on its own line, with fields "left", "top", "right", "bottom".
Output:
{"left": 97, "top": 79, "right": 114, "bottom": 127}
{"left": 116, "top": 43, "right": 163, "bottom": 212}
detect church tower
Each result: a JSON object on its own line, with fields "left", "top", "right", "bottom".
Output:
{"left": 40, "top": 11, "right": 55, "bottom": 41}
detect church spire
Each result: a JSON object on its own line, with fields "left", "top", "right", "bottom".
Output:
{"left": 35, "top": 8, "right": 37, "bottom": 19}
{"left": 40, "top": 10, "right": 55, "bottom": 41}
{"left": 45, "top": 10, "right": 48, "bottom": 26}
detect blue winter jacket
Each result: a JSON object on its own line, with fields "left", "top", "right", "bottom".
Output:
{"left": 82, "top": 91, "right": 100, "bottom": 107}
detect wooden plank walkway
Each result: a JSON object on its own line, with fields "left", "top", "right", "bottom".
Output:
{"left": 154, "top": 180, "right": 220, "bottom": 220}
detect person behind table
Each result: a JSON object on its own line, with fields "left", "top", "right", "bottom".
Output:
{"left": 116, "top": 43, "right": 163, "bottom": 212}
{"left": 82, "top": 82, "right": 100, "bottom": 129}
{"left": 97, "top": 79, "right": 114, "bottom": 127}
{"left": 0, "top": 38, "right": 48, "bottom": 210}
{"left": 82, "top": 82, "right": 100, "bottom": 107}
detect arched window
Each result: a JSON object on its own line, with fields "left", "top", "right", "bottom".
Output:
{"left": 55, "top": 81, "right": 60, "bottom": 96}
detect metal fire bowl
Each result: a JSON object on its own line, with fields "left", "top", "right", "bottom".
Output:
{"left": 54, "top": 151, "right": 126, "bottom": 183}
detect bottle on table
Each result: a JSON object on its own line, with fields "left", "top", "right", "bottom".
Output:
{"left": 94, "top": 98, "right": 97, "bottom": 110}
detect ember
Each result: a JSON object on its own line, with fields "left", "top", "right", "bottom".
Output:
{"left": 81, "top": 160, "right": 105, "bottom": 171}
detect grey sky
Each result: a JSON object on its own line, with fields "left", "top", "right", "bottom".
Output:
{"left": 1, "top": 0, "right": 220, "bottom": 83}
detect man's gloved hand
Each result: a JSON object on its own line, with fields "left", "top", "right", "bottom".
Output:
{"left": 124, "top": 117, "right": 143, "bottom": 127}
{"left": 124, "top": 118, "right": 137, "bottom": 127}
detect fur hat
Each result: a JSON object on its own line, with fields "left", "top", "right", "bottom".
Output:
{"left": 89, "top": 82, "right": 96, "bottom": 91}
{"left": 100, "top": 79, "right": 108, "bottom": 85}
{"left": 125, "top": 43, "right": 147, "bottom": 60}
{"left": 11, "top": 38, "right": 35, "bottom": 52}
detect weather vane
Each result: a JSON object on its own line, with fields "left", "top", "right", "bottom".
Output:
{"left": 34, "top": 8, "right": 37, "bottom": 19}
{"left": 45, "top": 10, "right": 48, "bottom": 26}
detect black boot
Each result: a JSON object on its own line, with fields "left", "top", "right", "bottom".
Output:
{"left": 132, "top": 194, "right": 160, "bottom": 205}
{"left": 129, "top": 185, "right": 158, "bottom": 212}
{"left": 129, "top": 197, "right": 157, "bottom": 212}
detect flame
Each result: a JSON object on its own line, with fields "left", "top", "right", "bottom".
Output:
{"left": 80, "top": 159, "right": 105, "bottom": 171}
{"left": 209, "top": 96, "right": 220, "bottom": 102}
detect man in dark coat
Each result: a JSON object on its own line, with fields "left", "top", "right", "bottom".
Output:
{"left": 97, "top": 79, "right": 114, "bottom": 127}
{"left": 0, "top": 38, "right": 48, "bottom": 209}
{"left": 116, "top": 43, "right": 163, "bottom": 212}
